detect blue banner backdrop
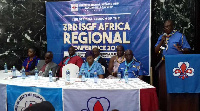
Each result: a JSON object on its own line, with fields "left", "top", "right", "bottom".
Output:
{"left": 7, "top": 85, "right": 62, "bottom": 111}
{"left": 46, "top": 0, "right": 150, "bottom": 74}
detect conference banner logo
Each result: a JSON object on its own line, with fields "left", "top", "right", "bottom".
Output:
{"left": 173, "top": 62, "right": 194, "bottom": 80}
{"left": 14, "top": 92, "right": 45, "bottom": 111}
{"left": 81, "top": 97, "right": 110, "bottom": 111}
{"left": 71, "top": 4, "right": 78, "bottom": 11}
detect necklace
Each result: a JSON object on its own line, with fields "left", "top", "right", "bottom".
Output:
{"left": 116, "top": 56, "right": 125, "bottom": 63}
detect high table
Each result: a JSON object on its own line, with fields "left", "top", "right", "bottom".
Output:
{"left": 0, "top": 70, "right": 158, "bottom": 111}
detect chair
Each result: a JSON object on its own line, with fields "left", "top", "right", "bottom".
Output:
{"left": 62, "top": 64, "right": 79, "bottom": 79}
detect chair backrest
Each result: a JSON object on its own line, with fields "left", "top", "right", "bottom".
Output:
{"left": 62, "top": 64, "right": 79, "bottom": 79}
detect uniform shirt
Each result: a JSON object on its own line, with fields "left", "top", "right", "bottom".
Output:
{"left": 118, "top": 60, "right": 145, "bottom": 78}
{"left": 22, "top": 56, "right": 40, "bottom": 72}
{"left": 155, "top": 31, "right": 191, "bottom": 55}
{"left": 79, "top": 61, "right": 104, "bottom": 78}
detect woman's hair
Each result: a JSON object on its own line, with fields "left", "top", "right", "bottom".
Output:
{"left": 28, "top": 47, "right": 36, "bottom": 55}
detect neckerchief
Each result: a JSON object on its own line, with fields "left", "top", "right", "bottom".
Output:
{"left": 25, "top": 56, "right": 37, "bottom": 70}
{"left": 64, "top": 54, "right": 76, "bottom": 65}
{"left": 85, "top": 62, "right": 96, "bottom": 78}
{"left": 125, "top": 59, "right": 134, "bottom": 71}
{"left": 165, "top": 30, "right": 177, "bottom": 51}
{"left": 94, "top": 56, "right": 101, "bottom": 62}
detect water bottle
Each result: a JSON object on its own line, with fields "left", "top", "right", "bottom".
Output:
{"left": 125, "top": 70, "right": 129, "bottom": 83}
{"left": 81, "top": 69, "right": 86, "bottom": 82}
{"left": 117, "top": 72, "right": 121, "bottom": 79}
{"left": 35, "top": 68, "right": 38, "bottom": 80}
{"left": 21, "top": 67, "right": 26, "bottom": 79}
{"left": 66, "top": 69, "right": 70, "bottom": 81}
{"left": 4, "top": 63, "right": 8, "bottom": 73}
{"left": 12, "top": 66, "right": 16, "bottom": 77}
{"left": 49, "top": 70, "right": 53, "bottom": 82}
{"left": 94, "top": 71, "right": 98, "bottom": 83}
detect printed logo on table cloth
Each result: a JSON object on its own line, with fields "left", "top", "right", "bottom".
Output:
{"left": 173, "top": 62, "right": 194, "bottom": 80}
{"left": 14, "top": 92, "right": 45, "bottom": 111}
{"left": 81, "top": 97, "right": 110, "bottom": 111}
{"left": 71, "top": 4, "right": 78, "bottom": 12}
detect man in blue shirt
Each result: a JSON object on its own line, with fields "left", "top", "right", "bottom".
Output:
{"left": 155, "top": 20, "right": 191, "bottom": 55}
{"left": 118, "top": 50, "right": 145, "bottom": 79}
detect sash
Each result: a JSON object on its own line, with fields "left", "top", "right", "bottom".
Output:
{"left": 64, "top": 54, "right": 76, "bottom": 65}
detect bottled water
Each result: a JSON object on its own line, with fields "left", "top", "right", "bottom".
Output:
{"left": 21, "top": 67, "right": 26, "bottom": 79}
{"left": 49, "top": 70, "right": 53, "bottom": 82}
{"left": 125, "top": 70, "right": 129, "bottom": 83}
{"left": 35, "top": 68, "right": 38, "bottom": 80}
{"left": 117, "top": 72, "right": 121, "bottom": 79}
{"left": 4, "top": 63, "right": 8, "bottom": 73}
{"left": 94, "top": 71, "right": 98, "bottom": 83}
{"left": 12, "top": 66, "right": 16, "bottom": 77}
{"left": 81, "top": 69, "right": 85, "bottom": 82}
{"left": 66, "top": 69, "right": 70, "bottom": 81}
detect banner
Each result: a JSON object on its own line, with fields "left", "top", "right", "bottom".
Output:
{"left": 63, "top": 89, "right": 140, "bottom": 111}
{"left": 0, "top": 84, "right": 7, "bottom": 111}
{"left": 165, "top": 54, "right": 200, "bottom": 93}
{"left": 7, "top": 85, "right": 62, "bottom": 111}
{"left": 46, "top": 0, "right": 150, "bottom": 75}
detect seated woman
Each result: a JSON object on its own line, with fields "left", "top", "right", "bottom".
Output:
{"left": 79, "top": 51, "right": 104, "bottom": 78}
{"left": 22, "top": 47, "right": 40, "bottom": 73}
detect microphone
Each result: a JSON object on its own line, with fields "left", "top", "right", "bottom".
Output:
{"left": 160, "top": 33, "right": 167, "bottom": 50}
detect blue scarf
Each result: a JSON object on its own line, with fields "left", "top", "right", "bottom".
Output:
{"left": 85, "top": 62, "right": 96, "bottom": 78}
{"left": 64, "top": 54, "right": 76, "bottom": 65}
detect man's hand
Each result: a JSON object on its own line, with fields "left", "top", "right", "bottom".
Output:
{"left": 155, "top": 35, "right": 167, "bottom": 54}
{"left": 161, "top": 35, "right": 167, "bottom": 43}
{"left": 173, "top": 43, "right": 182, "bottom": 51}
{"left": 112, "top": 72, "right": 117, "bottom": 77}
{"left": 25, "top": 72, "right": 31, "bottom": 76}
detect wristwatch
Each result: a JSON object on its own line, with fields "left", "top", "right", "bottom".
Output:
{"left": 181, "top": 48, "right": 184, "bottom": 52}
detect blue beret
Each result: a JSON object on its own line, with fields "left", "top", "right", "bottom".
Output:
{"left": 85, "top": 51, "right": 94, "bottom": 58}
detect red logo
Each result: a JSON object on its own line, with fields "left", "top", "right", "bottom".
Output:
{"left": 173, "top": 62, "right": 194, "bottom": 80}
{"left": 81, "top": 97, "right": 110, "bottom": 111}
{"left": 71, "top": 4, "right": 78, "bottom": 12}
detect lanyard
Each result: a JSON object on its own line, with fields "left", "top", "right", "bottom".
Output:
{"left": 125, "top": 60, "right": 134, "bottom": 71}
{"left": 165, "top": 30, "right": 177, "bottom": 51}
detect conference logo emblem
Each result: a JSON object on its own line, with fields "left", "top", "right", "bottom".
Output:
{"left": 173, "top": 62, "right": 194, "bottom": 80}
{"left": 71, "top": 4, "right": 78, "bottom": 12}
{"left": 14, "top": 92, "right": 46, "bottom": 111}
{"left": 81, "top": 97, "right": 110, "bottom": 111}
